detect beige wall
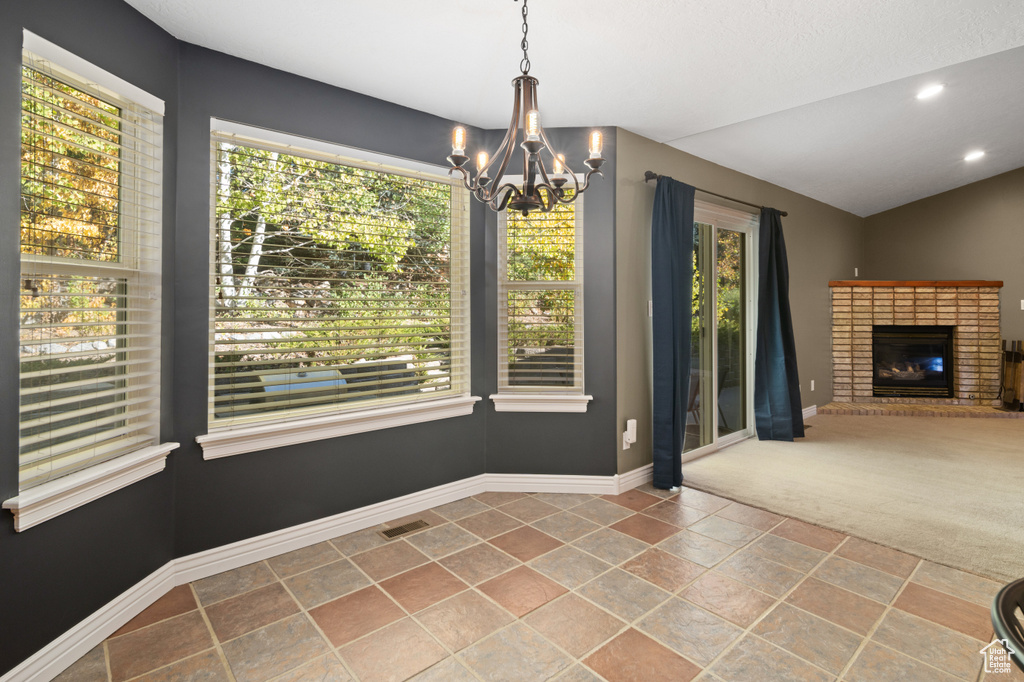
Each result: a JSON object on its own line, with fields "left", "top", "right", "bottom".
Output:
{"left": 614, "top": 128, "right": 864, "bottom": 474}
{"left": 862, "top": 167, "right": 1024, "bottom": 340}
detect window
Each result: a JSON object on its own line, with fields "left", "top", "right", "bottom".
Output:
{"left": 204, "top": 128, "right": 472, "bottom": 452}
{"left": 16, "top": 45, "right": 165, "bottom": 495}
{"left": 493, "top": 193, "right": 590, "bottom": 412}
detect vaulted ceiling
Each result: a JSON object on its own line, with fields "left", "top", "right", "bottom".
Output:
{"left": 125, "top": 0, "right": 1024, "bottom": 216}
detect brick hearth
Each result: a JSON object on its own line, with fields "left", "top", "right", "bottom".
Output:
{"left": 829, "top": 280, "right": 1002, "bottom": 405}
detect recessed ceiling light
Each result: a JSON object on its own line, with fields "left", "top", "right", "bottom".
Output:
{"left": 916, "top": 83, "right": 945, "bottom": 100}
{"left": 964, "top": 150, "right": 985, "bottom": 162}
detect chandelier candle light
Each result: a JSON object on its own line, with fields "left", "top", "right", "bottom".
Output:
{"left": 447, "top": 0, "right": 604, "bottom": 215}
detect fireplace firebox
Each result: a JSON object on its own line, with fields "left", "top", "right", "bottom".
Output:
{"left": 872, "top": 325, "right": 954, "bottom": 398}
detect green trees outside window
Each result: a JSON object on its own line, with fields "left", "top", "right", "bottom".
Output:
{"left": 210, "top": 138, "right": 469, "bottom": 424}
{"left": 18, "top": 57, "right": 163, "bottom": 491}
{"left": 498, "top": 194, "right": 582, "bottom": 391}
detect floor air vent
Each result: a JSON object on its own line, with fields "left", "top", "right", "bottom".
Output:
{"left": 378, "top": 519, "right": 429, "bottom": 540}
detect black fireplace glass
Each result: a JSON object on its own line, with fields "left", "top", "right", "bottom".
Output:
{"left": 872, "top": 325, "right": 954, "bottom": 398}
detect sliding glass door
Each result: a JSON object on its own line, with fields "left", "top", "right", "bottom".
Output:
{"left": 684, "top": 201, "right": 757, "bottom": 455}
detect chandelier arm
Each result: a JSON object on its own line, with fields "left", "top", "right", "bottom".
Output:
{"left": 534, "top": 160, "right": 563, "bottom": 210}
{"left": 448, "top": 166, "right": 477, "bottom": 194}
{"left": 540, "top": 168, "right": 601, "bottom": 207}
{"left": 480, "top": 100, "right": 522, "bottom": 201}
{"left": 566, "top": 170, "right": 583, "bottom": 195}
{"left": 490, "top": 181, "right": 522, "bottom": 201}
{"left": 481, "top": 142, "right": 518, "bottom": 203}
{"left": 533, "top": 129, "right": 583, "bottom": 206}
{"left": 477, "top": 78, "right": 524, "bottom": 193}
{"left": 535, "top": 115, "right": 582, "bottom": 187}
{"left": 572, "top": 167, "right": 604, "bottom": 195}
{"left": 561, "top": 166, "right": 584, "bottom": 197}
{"left": 535, "top": 183, "right": 558, "bottom": 212}
{"left": 489, "top": 184, "right": 520, "bottom": 212}
{"left": 475, "top": 146, "right": 516, "bottom": 204}
{"left": 534, "top": 183, "right": 580, "bottom": 213}
{"left": 535, "top": 150, "right": 552, "bottom": 187}
{"left": 536, "top": 124, "right": 571, "bottom": 170}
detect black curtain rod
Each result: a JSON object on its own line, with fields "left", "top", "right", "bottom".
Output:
{"left": 643, "top": 171, "right": 788, "bottom": 217}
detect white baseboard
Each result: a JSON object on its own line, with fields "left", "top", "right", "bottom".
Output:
{"left": 483, "top": 472, "right": 618, "bottom": 495}
{"left": 615, "top": 463, "right": 653, "bottom": 492}
{"left": 2, "top": 562, "right": 175, "bottom": 682}
{"left": 7, "top": 466, "right": 661, "bottom": 682}
{"left": 176, "top": 474, "right": 489, "bottom": 583}
{"left": 478, "top": 466, "right": 653, "bottom": 496}
{"left": 803, "top": 404, "right": 817, "bottom": 420}
{"left": 178, "top": 469, "right": 657, "bottom": 583}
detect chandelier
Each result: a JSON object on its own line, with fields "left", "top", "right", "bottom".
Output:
{"left": 447, "top": 0, "right": 603, "bottom": 216}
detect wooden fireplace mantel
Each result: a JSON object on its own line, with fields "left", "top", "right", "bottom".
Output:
{"left": 828, "top": 280, "right": 1003, "bottom": 288}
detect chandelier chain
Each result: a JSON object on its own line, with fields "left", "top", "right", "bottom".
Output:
{"left": 519, "top": 0, "right": 530, "bottom": 75}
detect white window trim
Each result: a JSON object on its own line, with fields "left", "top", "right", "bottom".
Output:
{"left": 3, "top": 443, "right": 179, "bottom": 531}
{"left": 495, "top": 178, "right": 586, "bottom": 412}
{"left": 197, "top": 395, "right": 481, "bottom": 459}
{"left": 13, "top": 35, "right": 169, "bottom": 522}
{"left": 23, "top": 30, "right": 164, "bottom": 114}
{"left": 210, "top": 119, "right": 448, "bottom": 176}
{"left": 202, "top": 121, "right": 477, "bottom": 453}
{"left": 490, "top": 392, "right": 593, "bottom": 413}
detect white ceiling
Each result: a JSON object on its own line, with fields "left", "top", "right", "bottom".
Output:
{"left": 125, "top": 0, "right": 1024, "bottom": 217}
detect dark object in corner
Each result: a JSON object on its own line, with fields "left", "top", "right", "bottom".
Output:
{"left": 991, "top": 577, "right": 1024, "bottom": 672}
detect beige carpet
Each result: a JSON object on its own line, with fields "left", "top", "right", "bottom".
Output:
{"left": 680, "top": 414, "right": 1024, "bottom": 582}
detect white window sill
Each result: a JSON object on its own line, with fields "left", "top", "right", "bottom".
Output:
{"left": 197, "top": 394, "right": 482, "bottom": 460}
{"left": 490, "top": 393, "right": 593, "bottom": 413}
{"left": 3, "top": 443, "right": 179, "bottom": 532}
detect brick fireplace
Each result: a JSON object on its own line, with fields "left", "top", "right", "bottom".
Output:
{"left": 829, "top": 281, "right": 1002, "bottom": 405}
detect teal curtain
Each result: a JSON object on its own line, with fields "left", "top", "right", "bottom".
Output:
{"left": 754, "top": 208, "right": 804, "bottom": 440}
{"left": 651, "top": 177, "right": 695, "bottom": 488}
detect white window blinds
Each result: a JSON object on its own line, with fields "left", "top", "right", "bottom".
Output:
{"left": 497, "top": 194, "right": 584, "bottom": 392}
{"left": 19, "top": 50, "right": 163, "bottom": 491}
{"left": 209, "top": 132, "right": 470, "bottom": 428}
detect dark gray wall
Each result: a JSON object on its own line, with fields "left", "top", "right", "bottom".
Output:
{"left": 172, "top": 44, "right": 492, "bottom": 555}
{"left": 862, "top": 167, "right": 1024, "bottom": 339}
{"left": 0, "top": 0, "right": 179, "bottom": 674}
{"left": 483, "top": 129, "right": 619, "bottom": 476}
{"left": 1, "top": 4, "right": 620, "bottom": 675}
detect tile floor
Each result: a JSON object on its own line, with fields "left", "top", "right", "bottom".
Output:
{"left": 54, "top": 485, "right": 1023, "bottom": 682}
